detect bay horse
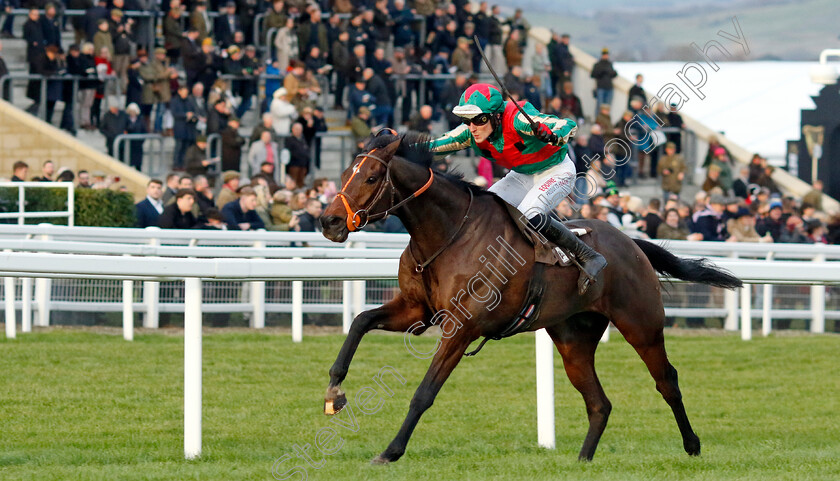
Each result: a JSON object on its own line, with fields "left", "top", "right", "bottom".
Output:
{"left": 319, "top": 131, "right": 741, "bottom": 464}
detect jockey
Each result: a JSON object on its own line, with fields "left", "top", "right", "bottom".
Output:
{"left": 429, "top": 83, "right": 607, "bottom": 294}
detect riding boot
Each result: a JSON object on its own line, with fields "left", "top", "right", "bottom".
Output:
{"left": 529, "top": 215, "right": 608, "bottom": 295}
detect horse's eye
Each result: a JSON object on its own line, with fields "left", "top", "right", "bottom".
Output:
{"left": 366, "top": 176, "right": 377, "bottom": 184}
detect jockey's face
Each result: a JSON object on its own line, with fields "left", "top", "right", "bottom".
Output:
{"left": 468, "top": 118, "right": 494, "bottom": 143}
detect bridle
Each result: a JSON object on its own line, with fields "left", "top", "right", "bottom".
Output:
{"left": 334, "top": 136, "right": 474, "bottom": 273}
{"left": 335, "top": 145, "right": 434, "bottom": 233}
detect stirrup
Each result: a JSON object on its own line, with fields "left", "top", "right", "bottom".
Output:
{"left": 578, "top": 273, "right": 595, "bottom": 295}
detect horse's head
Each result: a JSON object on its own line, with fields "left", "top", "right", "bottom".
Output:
{"left": 321, "top": 129, "right": 404, "bottom": 242}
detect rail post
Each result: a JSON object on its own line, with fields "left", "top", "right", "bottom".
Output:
{"left": 291, "top": 257, "right": 303, "bottom": 342}
{"left": 4, "top": 276, "right": 15, "bottom": 339}
{"left": 21, "top": 277, "right": 32, "bottom": 332}
{"left": 143, "top": 232, "right": 161, "bottom": 328}
{"left": 724, "top": 252, "right": 738, "bottom": 330}
{"left": 740, "top": 284, "right": 752, "bottom": 341}
{"left": 250, "top": 240, "right": 266, "bottom": 329}
{"left": 535, "top": 328, "right": 555, "bottom": 448}
{"left": 184, "top": 277, "right": 202, "bottom": 459}
{"left": 342, "top": 242, "right": 353, "bottom": 334}
{"left": 810, "top": 254, "right": 826, "bottom": 333}
{"left": 762, "top": 252, "right": 773, "bottom": 336}
{"left": 34, "top": 232, "right": 51, "bottom": 327}
{"left": 123, "top": 278, "right": 134, "bottom": 341}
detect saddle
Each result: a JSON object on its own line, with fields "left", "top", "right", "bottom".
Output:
{"left": 501, "top": 202, "right": 591, "bottom": 268}
{"left": 464, "top": 203, "right": 592, "bottom": 357}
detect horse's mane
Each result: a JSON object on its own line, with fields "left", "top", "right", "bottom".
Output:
{"left": 362, "top": 130, "right": 497, "bottom": 199}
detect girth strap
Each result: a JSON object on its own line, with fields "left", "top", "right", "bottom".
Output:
{"left": 464, "top": 262, "right": 547, "bottom": 357}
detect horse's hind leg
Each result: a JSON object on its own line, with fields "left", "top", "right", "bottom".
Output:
{"left": 546, "top": 313, "right": 612, "bottom": 461}
{"left": 616, "top": 318, "right": 701, "bottom": 456}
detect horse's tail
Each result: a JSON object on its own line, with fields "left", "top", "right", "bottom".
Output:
{"left": 633, "top": 238, "right": 743, "bottom": 289}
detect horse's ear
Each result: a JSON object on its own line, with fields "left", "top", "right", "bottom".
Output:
{"left": 376, "top": 130, "right": 402, "bottom": 161}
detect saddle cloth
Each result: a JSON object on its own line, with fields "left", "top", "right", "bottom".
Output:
{"left": 501, "top": 202, "right": 591, "bottom": 267}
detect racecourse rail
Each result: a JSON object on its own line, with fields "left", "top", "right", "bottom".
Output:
{"left": 1, "top": 225, "right": 839, "bottom": 457}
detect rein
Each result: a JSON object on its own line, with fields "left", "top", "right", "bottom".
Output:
{"left": 335, "top": 149, "right": 434, "bottom": 232}
{"left": 408, "top": 188, "right": 473, "bottom": 273}
{"left": 335, "top": 146, "right": 473, "bottom": 274}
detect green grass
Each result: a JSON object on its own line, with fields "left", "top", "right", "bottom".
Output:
{"left": 1, "top": 328, "right": 838, "bottom": 480}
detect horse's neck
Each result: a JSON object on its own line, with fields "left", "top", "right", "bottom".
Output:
{"left": 390, "top": 162, "right": 470, "bottom": 259}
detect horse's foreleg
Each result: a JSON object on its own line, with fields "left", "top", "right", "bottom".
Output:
{"left": 372, "top": 334, "right": 474, "bottom": 464}
{"left": 325, "top": 295, "right": 426, "bottom": 415}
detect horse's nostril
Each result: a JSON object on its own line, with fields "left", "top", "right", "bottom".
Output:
{"left": 321, "top": 215, "right": 342, "bottom": 229}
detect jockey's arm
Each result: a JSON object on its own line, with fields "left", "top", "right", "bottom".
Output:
{"left": 513, "top": 107, "right": 578, "bottom": 146}
{"left": 428, "top": 124, "right": 473, "bottom": 154}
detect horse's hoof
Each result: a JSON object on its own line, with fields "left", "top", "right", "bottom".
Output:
{"left": 324, "top": 385, "right": 347, "bottom": 415}
{"left": 371, "top": 455, "right": 390, "bottom": 465}
{"left": 324, "top": 392, "right": 346, "bottom": 415}
{"left": 685, "top": 436, "right": 701, "bottom": 456}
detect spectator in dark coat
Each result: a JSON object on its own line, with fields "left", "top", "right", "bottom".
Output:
{"left": 100, "top": 102, "right": 128, "bottom": 157}
{"left": 213, "top": 1, "right": 240, "bottom": 48}
{"left": 295, "top": 197, "right": 322, "bottom": 232}
{"left": 40, "top": 3, "right": 62, "bottom": 51}
{"left": 124, "top": 102, "right": 146, "bottom": 169}
{"left": 221, "top": 186, "right": 265, "bottom": 230}
{"left": 83, "top": 0, "right": 109, "bottom": 41}
{"left": 440, "top": 73, "right": 469, "bottom": 129}
{"left": 627, "top": 74, "right": 646, "bottom": 110}
{"left": 590, "top": 48, "right": 617, "bottom": 116}
{"left": 206, "top": 99, "right": 230, "bottom": 134}
{"left": 0, "top": 0, "right": 19, "bottom": 40}
{"left": 220, "top": 116, "right": 244, "bottom": 172}
{"left": 587, "top": 124, "right": 606, "bottom": 160}
{"left": 330, "top": 30, "right": 353, "bottom": 109}
{"left": 185, "top": 136, "right": 211, "bottom": 178}
{"left": 690, "top": 195, "right": 727, "bottom": 241}
{"left": 125, "top": 53, "right": 143, "bottom": 106}
{"left": 26, "top": 45, "right": 62, "bottom": 121}
{"left": 732, "top": 166, "right": 750, "bottom": 199}
{"left": 196, "top": 37, "right": 221, "bottom": 92}
{"left": 296, "top": 7, "right": 328, "bottom": 56}
{"left": 192, "top": 174, "right": 215, "bottom": 216}
{"left": 548, "top": 31, "right": 573, "bottom": 93}
{"left": 757, "top": 201, "right": 785, "bottom": 242}
{"left": 135, "top": 178, "right": 164, "bottom": 228}
{"left": 407, "top": 105, "right": 433, "bottom": 134}
{"left": 346, "top": 78, "right": 375, "bottom": 122}
{"left": 559, "top": 81, "right": 583, "bottom": 120}
{"left": 181, "top": 28, "right": 203, "bottom": 87}
{"left": 158, "top": 188, "right": 200, "bottom": 229}
{"left": 362, "top": 67, "right": 392, "bottom": 127}
{"left": 296, "top": 106, "right": 327, "bottom": 168}
{"left": 10, "top": 161, "right": 29, "bottom": 182}
{"left": 0, "top": 40, "right": 8, "bottom": 100}
{"left": 162, "top": 5, "right": 182, "bottom": 61}
{"left": 170, "top": 84, "right": 197, "bottom": 169}
{"left": 23, "top": 8, "right": 44, "bottom": 63}
{"left": 285, "top": 121, "right": 310, "bottom": 189}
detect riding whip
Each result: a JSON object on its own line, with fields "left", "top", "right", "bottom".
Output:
{"left": 473, "top": 35, "right": 540, "bottom": 134}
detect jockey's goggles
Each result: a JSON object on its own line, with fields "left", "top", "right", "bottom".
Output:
{"left": 461, "top": 113, "right": 492, "bottom": 126}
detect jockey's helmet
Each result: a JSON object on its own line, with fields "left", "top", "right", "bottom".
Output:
{"left": 453, "top": 83, "right": 504, "bottom": 118}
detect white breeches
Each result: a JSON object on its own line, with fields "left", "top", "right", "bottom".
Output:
{"left": 488, "top": 155, "right": 576, "bottom": 219}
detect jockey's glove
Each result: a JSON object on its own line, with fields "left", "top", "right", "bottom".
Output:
{"left": 534, "top": 122, "right": 560, "bottom": 145}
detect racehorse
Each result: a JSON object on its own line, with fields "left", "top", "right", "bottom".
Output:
{"left": 319, "top": 131, "right": 742, "bottom": 464}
